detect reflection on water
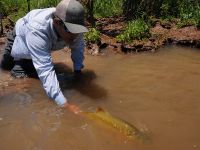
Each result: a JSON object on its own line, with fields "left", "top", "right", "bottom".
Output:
{"left": 0, "top": 46, "right": 200, "bottom": 150}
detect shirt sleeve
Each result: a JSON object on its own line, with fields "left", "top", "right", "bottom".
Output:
{"left": 69, "top": 33, "right": 85, "bottom": 71}
{"left": 26, "top": 30, "right": 67, "bottom": 106}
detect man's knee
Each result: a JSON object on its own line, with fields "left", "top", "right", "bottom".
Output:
{"left": 11, "top": 60, "right": 38, "bottom": 78}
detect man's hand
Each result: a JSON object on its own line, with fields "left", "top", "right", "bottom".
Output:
{"left": 74, "top": 70, "right": 82, "bottom": 76}
{"left": 62, "top": 102, "right": 82, "bottom": 114}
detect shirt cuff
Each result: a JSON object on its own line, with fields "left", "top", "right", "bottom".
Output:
{"left": 54, "top": 91, "right": 67, "bottom": 106}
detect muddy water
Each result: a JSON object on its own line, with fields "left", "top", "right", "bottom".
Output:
{"left": 0, "top": 45, "right": 200, "bottom": 150}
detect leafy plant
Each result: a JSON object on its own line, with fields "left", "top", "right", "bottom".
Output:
{"left": 116, "top": 19, "right": 150, "bottom": 43}
{"left": 160, "top": 3, "right": 169, "bottom": 19}
{"left": 84, "top": 28, "right": 100, "bottom": 43}
{"left": 178, "top": 1, "right": 200, "bottom": 28}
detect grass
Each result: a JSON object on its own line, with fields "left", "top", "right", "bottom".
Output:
{"left": 93, "top": 0, "right": 123, "bottom": 18}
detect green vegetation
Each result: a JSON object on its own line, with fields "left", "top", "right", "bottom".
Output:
{"left": 0, "top": 0, "right": 200, "bottom": 39}
{"left": 123, "top": 0, "right": 199, "bottom": 19}
{"left": 176, "top": 19, "right": 197, "bottom": 28}
{"left": 94, "top": 0, "right": 122, "bottom": 18}
{"left": 0, "top": 0, "right": 59, "bottom": 22}
{"left": 179, "top": 1, "right": 200, "bottom": 28}
{"left": 84, "top": 28, "right": 100, "bottom": 43}
{"left": 116, "top": 19, "right": 150, "bottom": 43}
{"left": 1, "top": 0, "right": 199, "bottom": 25}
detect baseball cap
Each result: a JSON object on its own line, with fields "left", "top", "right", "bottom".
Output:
{"left": 55, "top": 0, "right": 88, "bottom": 33}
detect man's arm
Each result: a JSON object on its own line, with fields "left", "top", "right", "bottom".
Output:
{"left": 69, "top": 33, "right": 85, "bottom": 72}
{"left": 26, "top": 30, "right": 67, "bottom": 106}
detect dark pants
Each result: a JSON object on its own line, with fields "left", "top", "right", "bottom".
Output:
{"left": 0, "top": 29, "right": 37, "bottom": 78}
{"left": 1, "top": 29, "right": 16, "bottom": 70}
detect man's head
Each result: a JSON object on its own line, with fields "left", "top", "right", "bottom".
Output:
{"left": 54, "top": 0, "right": 88, "bottom": 34}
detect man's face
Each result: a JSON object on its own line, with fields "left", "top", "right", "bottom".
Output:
{"left": 53, "top": 17, "right": 78, "bottom": 43}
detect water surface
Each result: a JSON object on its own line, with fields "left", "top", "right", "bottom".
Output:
{"left": 0, "top": 45, "right": 200, "bottom": 150}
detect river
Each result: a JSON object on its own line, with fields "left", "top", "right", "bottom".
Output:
{"left": 0, "top": 45, "right": 200, "bottom": 150}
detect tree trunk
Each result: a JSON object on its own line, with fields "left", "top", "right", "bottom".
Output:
{"left": 27, "top": 0, "right": 30, "bottom": 12}
{"left": 0, "top": 13, "right": 3, "bottom": 36}
{"left": 87, "top": 0, "right": 95, "bottom": 27}
{"left": 123, "top": 0, "right": 140, "bottom": 19}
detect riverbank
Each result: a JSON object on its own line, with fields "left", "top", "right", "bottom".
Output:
{"left": 0, "top": 17, "right": 200, "bottom": 55}
{"left": 86, "top": 17, "right": 200, "bottom": 55}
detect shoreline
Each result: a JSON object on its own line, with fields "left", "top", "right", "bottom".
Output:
{"left": 85, "top": 18, "right": 200, "bottom": 55}
{"left": 0, "top": 19, "right": 200, "bottom": 55}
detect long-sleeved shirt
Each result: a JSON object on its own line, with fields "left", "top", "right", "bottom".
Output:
{"left": 11, "top": 8, "right": 85, "bottom": 105}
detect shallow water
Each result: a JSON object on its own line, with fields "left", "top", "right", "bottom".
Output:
{"left": 0, "top": 45, "right": 200, "bottom": 150}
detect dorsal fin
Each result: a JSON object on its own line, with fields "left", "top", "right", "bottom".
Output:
{"left": 96, "top": 107, "right": 104, "bottom": 112}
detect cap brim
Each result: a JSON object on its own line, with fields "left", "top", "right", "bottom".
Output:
{"left": 64, "top": 22, "right": 88, "bottom": 34}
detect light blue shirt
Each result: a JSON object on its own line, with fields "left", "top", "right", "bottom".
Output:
{"left": 11, "top": 8, "right": 85, "bottom": 105}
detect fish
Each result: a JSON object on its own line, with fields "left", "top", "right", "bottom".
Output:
{"left": 82, "top": 107, "right": 150, "bottom": 142}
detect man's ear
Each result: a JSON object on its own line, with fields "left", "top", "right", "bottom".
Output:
{"left": 52, "top": 14, "right": 60, "bottom": 24}
{"left": 53, "top": 17, "right": 60, "bottom": 25}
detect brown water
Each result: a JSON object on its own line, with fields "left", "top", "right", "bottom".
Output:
{"left": 0, "top": 45, "right": 200, "bottom": 150}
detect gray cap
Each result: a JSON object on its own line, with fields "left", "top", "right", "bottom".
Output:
{"left": 55, "top": 0, "right": 88, "bottom": 33}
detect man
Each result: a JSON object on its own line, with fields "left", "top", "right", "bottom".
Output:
{"left": 0, "top": 0, "right": 88, "bottom": 113}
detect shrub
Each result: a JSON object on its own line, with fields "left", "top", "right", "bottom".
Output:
{"left": 84, "top": 28, "right": 100, "bottom": 43}
{"left": 116, "top": 19, "right": 150, "bottom": 43}
{"left": 178, "top": 1, "right": 200, "bottom": 28}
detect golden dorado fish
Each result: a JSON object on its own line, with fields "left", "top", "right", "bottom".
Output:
{"left": 83, "top": 107, "right": 149, "bottom": 142}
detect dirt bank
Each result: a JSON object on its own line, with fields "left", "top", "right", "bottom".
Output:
{"left": 86, "top": 17, "right": 200, "bottom": 55}
{"left": 1, "top": 17, "right": 200, "bottom": 55}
